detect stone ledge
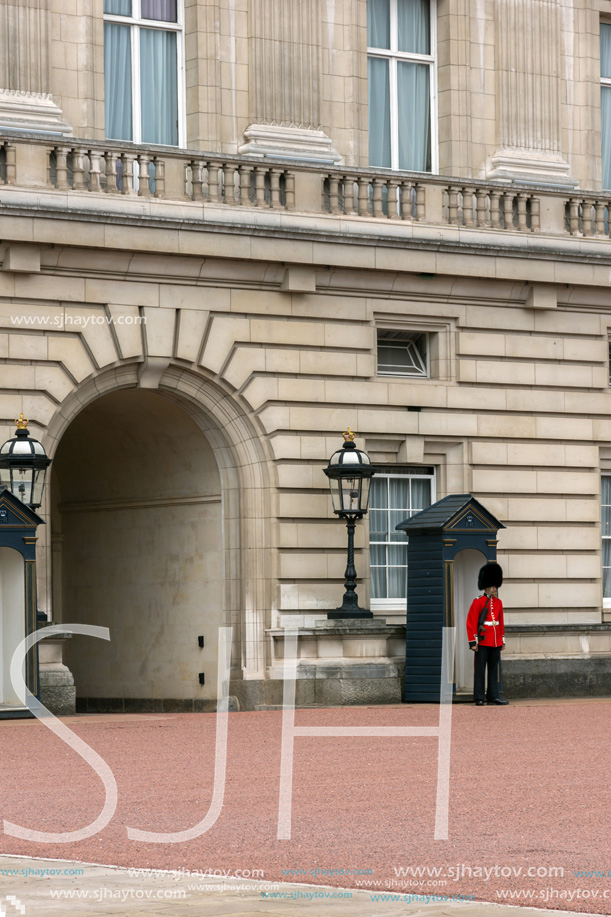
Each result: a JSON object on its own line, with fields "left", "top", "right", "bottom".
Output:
{"left": 503, "top": 655, "right": 611, "bottom": 698}
{"left": 75, "top": 696, "right": 240, "bottom": 714}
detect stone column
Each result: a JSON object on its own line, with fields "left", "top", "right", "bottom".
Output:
{"left": 0, "top": 0, "right": 71, "bottom": 134}
{"left": 239, "top": 0, "right": 340, "bottom": 162}
{"left": 487, "top": 0, "right": 572, "bottom": 184}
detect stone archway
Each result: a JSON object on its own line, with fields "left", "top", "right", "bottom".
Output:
{"left": 51, "top": 388, "right": 225, "bottom": 707}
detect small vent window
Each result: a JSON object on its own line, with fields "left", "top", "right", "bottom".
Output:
{"left": 377, "top": 330, "right": 428, "bottom": 377}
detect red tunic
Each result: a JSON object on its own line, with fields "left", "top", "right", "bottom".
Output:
{"left": 466, "top": 594, "right": 505, "bottom": 648}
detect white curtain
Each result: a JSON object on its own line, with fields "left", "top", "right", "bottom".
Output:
{"left": 603, "top": 87, "right": 611, "bottom": 190}
{"left": 368, "top": 57, "right": 391, "bottom": 167}
{"left": 142, "top": 0, "right": 177, "bottom": 22}
{"left": 398, "top": 0, "right": 430, "bottom": 53}
{"left": 140, "top": 28, "right": 178, "bottom": 145}
{"left": 104, "top": 22, "right": 133, "bottom": 141}
{"left": 104, "top": 0, "right": 131, "bottom": 14}
{"left": 370, "top": 476, "right": 432, "bottom": 600}
{"left": 604, "top": 541, "right": 611, "bottom": 598}
{"left": 398, "top": 61, "right": 430, "bottom": 171}
{"left": 367, "top": 0, "right": 390, "bottom": 48}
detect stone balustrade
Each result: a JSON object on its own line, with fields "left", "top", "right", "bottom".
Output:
{"left": 2, "top": 132, "right": 611, "bottom": 242}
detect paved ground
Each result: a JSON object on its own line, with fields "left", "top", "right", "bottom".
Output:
{"left": 1, "top": 700, "right": 611, "bottom": 915}
{"left": 0, "top": 855, "right": 589, "bottom": 917}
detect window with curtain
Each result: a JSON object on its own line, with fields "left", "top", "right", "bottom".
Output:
{"left": 367, "top": 0, "right": 435, "bottom": 172}
{"left": 103, "top": 0, "right": 182, "bottom": 146}
{"left": 370, "top": 467, "right": 435, "bottom": 609}
{"left": 602, "top": 23, "right": 611, "bottom": 190}
{"left": 603, "top": 475, "right": 611, "bottom": 604}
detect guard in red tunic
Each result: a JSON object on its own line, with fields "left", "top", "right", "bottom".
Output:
{"left": 466, "top": 562, "right": 508, "bottom": 706}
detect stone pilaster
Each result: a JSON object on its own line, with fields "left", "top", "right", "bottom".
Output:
{"left": 488, "top": 0, "right": 572, "bottom": 184}
{"left": 240, "top": 0, "right": 340, "bottom": 162}
{"left": 0, "top": 0, "right": 71, "bottom": 134}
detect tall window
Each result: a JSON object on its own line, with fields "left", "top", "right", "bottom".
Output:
{"left": 103, "top": 0, "right": 183, "bottom": 146}
{"left": 367, "top": 0, "right": 435, "bottom": 172}
{"left": 369, "top": 467, "right": 435, "bottom": 609}
{"left": 602, "top": 22, "right": 611, "bottom": 189}
{"left": 603, "top": 476, "right": 611, "bottom": 605}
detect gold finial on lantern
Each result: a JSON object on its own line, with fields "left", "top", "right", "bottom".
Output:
{"left": 342, "top": 428, "right": 356, "bottom": 442}
{"left": 15, "top": 413, "right": 28, "bottom": 430}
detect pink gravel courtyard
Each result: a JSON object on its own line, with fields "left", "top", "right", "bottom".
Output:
{"left": 1, "top": 700, "right": 611, "bottom": 914}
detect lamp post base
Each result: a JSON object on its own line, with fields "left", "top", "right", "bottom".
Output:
{"left": 328, "top": 608, "right": 374, "bottom": 620}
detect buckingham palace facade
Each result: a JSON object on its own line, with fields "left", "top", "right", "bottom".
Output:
{"left": 0, "top": 0, "right": 611, "bottom": 711}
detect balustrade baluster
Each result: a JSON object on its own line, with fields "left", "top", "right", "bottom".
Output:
{"left": 137, "top": 155, "right": 151, "bottom": 197}
{"left": 207, "top": 161, "right": 221, "bottom": 202}
{"left": 190, "top": 159, "right": 203, "bottom": 200}
{"left": 372, "top": 178, "right": 384, "bottom": 218}
{"left": 462, "top": 187, "right": 476, "bottom": 227}
{"left": 269, "top": 169, "right": 283, "bottom": 209}
{"left": 239, "top": 165, "right": 253, "bottom": 205}
{"left": 254, "top": 166, "right": 266, "bottom": 206}
{"left": 103, "top": 152, "right": 117, "bottom": 192}
{"left": 595, "top": 200, "right": 606, "bottom": 236}
{"left": 224, "top": 163, "right": 239, "bottom": 204}
{"left": 4, "top": 143, "right": 15, "bottom": 185}
{"left": 568, "top": 198, "right": 580, "bottom": 235}
{"left": 516, "top": 193, "right": 528, "bottom": 231}
{"left": 581, "top": 199, "right": 594, "bottom": 236}
{"left": 285, "top": 171, "right": 295, "bottom": 210}
{"left": 72, "top": 148, "right": 86, "bottom": 191}
{"left": 386, "top": 179, "right": 399, "bottom": 220}
{"left": 55, "top": 146, "right": 70, "bottom": 190}
{"left": 343, "top": 176, "right": 357, "bottom": 215}
{"left": 490, "top": 190, "right": 501, "bottom": 229}
{"left": 503, "top": 193, "right": 514, "bottom": 230}
{"left": 89, "top": 150, "right": 102, "bottom": 192}
{"left": 447, "top": 186, "right": 459, "bottom": 224}
{"left": 415, "top": 184, "right": 425, "bottom": 221}
{"left": 476, "top": 189, "right": 487, "bottom": 227}
{"left": 530, "top": 196, "right": 540, "bottom": 232}
{"left": 357, "top": 177, "right": 369, "bottom": 216}
{"left": 122, "top": 153, "right": 136, "bottom": 194}
{"left": 328, "top": 173, "right": 340, "bottom": 214}
{"left": 399, "top": 181, "right": 412, "bottom": 220}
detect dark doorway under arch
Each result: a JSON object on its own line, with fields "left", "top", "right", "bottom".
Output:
{"left": 51, "top": 388, "right": 224, "bottom": 707}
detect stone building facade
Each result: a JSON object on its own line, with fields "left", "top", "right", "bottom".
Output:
{"left": 1, "top": 0, "right": 611, "bottom": 711}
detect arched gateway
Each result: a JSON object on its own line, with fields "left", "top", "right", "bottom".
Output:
{"left": 41, "top": 364, "right": 273, "bottom": 711}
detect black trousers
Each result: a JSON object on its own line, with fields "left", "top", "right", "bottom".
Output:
{"left": 473, "top": 645, "right": 502, "bottom": 702}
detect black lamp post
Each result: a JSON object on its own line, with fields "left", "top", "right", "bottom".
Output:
{"left": 323, "top": 429, "right": 375, "bottom": 619}
{"left": 0, "top": 413, "right": 52, "bottom": 509}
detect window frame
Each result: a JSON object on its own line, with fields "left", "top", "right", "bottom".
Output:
{"left": 369, "top": 467, "right": 436, "bottom": 612}
{"left": 103, "top": 0, "right": 186, "bottom": 148}
{"left": 367, "top": 0, "right": 438, "bottom": 173}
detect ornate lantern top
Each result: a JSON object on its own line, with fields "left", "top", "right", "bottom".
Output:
{"left": 323, "top": 429, "right": 375, "bottom": 517}
{"left": 325, "top": 429, "right": 373, "bottom": 474}
{"left": 0, "top": 414, "right": 51, "bottom": 508}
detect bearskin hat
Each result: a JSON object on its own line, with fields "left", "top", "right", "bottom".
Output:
{"left": 478, "top": 562, "right": 503, "bottom": 591}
